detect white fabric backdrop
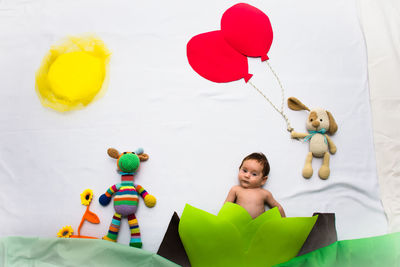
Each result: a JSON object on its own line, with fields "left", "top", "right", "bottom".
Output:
{"left": 0, "top": 0, "right": 387, "bottom": 252}
{"left": 357, "top": 0, "right": 400, "bottom": 233}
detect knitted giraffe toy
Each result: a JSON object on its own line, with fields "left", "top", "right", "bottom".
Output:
{"left": 99, "top": 147, "right": 156, "bottom": 248}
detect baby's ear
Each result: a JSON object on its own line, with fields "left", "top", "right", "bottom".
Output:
{"left": 261, "top": 176, "right": 268, "bottom": 185}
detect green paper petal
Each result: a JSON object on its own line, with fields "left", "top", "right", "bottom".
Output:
{"left": 246, "top": 216, "right": 318, "bottom": 266}
{"left": 218, "top": 203, "right": 283, "bottom": 251}
{"left": 242, "top": 206, "right": 282, "bottom": 250}
{"left": 217, "top": 202, "right": 253, "bottom": 232}
{"left": 179, "top": 203, "right": 317, "bottom": 267}
{"left": 179, "top": 204, "right": 246, "bottom": 266}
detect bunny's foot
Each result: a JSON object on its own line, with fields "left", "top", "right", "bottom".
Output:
{"left": 318, "top": 166, "right": 330, "bottom": 179}
{"left": 302, "top": 152, "right": 313, "bottom": 179}
{"left": 302, "top": 166, "right": 313, "bottom": 178}
{"left": 318, "top": 152, "right": 330, "bottom": 179}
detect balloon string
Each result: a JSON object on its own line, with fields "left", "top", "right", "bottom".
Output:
{"left": 266, "top": 61, "right": 285, "bottom": 112}
{"left": 248, "top": 61, "right": 293, "bottom": 133}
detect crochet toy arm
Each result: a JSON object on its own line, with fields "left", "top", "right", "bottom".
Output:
{"left": 326, "top": 135, "right": 337, "bottom": 154}
{"left": 291, "top": 131, "right": 308, "bottom": 139}
{"left": 136, "top": 184, "right": 157, "bottom": 208}
{"left": 99, "top": 184, "right": 120, "bottom": 206}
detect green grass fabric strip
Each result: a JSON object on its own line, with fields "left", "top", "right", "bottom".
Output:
{"left": 274, "top": 232, "right": 400, "bottom": 267}
{"left": 178, "top": 203, "right": 317, "bottom": 267}
{"left": 0, "top": 236, "right": 179, "bottom": 267}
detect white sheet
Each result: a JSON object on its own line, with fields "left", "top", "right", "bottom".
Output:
{"left": 357, "top": 0, "right": 400, "bottom": 233}
{"left": 0, "top": 0, "right": 387, "bottom": 252}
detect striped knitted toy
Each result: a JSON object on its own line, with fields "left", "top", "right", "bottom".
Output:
{"left": 99, "top": 147, "right": 156, "bottom": 248}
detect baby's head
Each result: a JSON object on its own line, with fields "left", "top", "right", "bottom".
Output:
{"left": 238, "top": 153, "right": 270, "bottom": 189}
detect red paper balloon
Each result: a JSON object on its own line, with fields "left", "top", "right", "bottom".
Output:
{"left": 221, "top": 3, "right": 273, "bottom": 61}
{"left": 187, "top": 30, "right": 252, "bottom": 83}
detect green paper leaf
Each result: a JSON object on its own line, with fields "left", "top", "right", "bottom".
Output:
{"left": 179, "top": 203, "right": 317, "bottom": 267}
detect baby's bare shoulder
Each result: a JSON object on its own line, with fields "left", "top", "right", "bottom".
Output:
{"left": 230, "top": 185, "right": 242, "bottom": 192}
{"left": 261, "top": 188, "right": 273, "bottom": 197}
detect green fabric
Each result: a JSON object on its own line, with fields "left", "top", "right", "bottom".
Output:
{"left": 274, "top": 232, "right": 400, "bottom": 267}
{"left": 0, "top": 236, "right": 179, "bottom": 267}
{"left": 178, "top": 203, "right": 318, "bottom": 267}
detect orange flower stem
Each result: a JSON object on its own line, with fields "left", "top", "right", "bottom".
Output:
{"left": 77, "top": 205, "right": 90, "bottom": 236}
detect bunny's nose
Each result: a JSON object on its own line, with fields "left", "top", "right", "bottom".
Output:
{"left": 312, "top": 120, "right": 320, "bottom": 127}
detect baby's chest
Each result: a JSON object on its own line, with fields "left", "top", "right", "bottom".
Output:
{"left": 237, "top": 190, "right": 265, "bottom": 204}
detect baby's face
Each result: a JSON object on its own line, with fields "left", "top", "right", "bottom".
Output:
{"left": 238, "top": 159, "right": 267, "bottom": 189}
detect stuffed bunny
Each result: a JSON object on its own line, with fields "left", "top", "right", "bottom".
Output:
{"left": 288, "top": 97, "right": 338, "bottom": 179}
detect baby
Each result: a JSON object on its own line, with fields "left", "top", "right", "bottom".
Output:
{"left": 225, "top": 152, "right": 286, "bottom": 219}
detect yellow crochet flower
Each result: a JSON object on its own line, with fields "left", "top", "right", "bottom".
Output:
{"left": 57, "top": 226, "right": 74, "bottom": 238}
{"left": 81, "top": 189, "right": 94, "bottom": 206}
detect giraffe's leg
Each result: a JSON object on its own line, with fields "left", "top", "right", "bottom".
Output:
{"left": 128, "top": 213, "right": 142, "bottom": 248}
{"left": 103, "top": 213, "right": 122, "bottom": 242}
{"left": 318, "top": 152, "right": 330, "bottom": 180}
{"left": 302, "top": 152, "right": 314, "bottom": 178}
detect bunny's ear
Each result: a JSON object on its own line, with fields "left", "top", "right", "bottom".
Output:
{"left": 326, "top": 111, "right": 338, "bottom": 135}
{"left": 288, "top": 97, "right": 310, "bottom": 111}
{"left": 107, "top": 148, "right": 120, "bottom": 159}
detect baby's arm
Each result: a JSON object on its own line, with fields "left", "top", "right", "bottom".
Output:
{"left": 224, "top": 186, "right": 238, "bottom": 203}
{"left": 264, "top": 190, "right": 286, "bottom": 217}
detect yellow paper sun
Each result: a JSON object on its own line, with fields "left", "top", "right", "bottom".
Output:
{"left": 35, "top": 35, "right": 111, "bottom": 112}
{"left": 57, "top": 225, "right": 74, "bottom": 238}
{"left": 80, "top": 189, "right": 94, "bottom": 206}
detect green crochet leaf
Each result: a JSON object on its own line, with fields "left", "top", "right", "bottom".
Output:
{"left": 179, "top": 203, "right": 317, "bottom": 267}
